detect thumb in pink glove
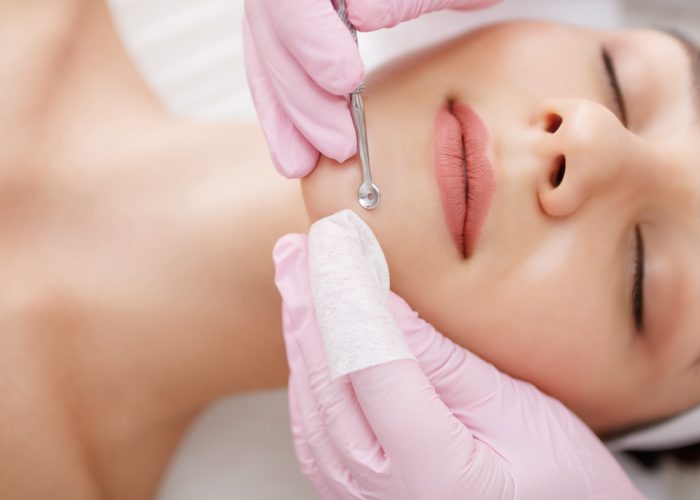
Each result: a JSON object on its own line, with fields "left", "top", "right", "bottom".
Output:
{"left": 243, "top": 0, "right": 499, "bottom": 178}
{"left": 273, "top": 209, "right": 645, "bottom": 500}
{"left": 346, "top": 0, "right": 500, "bottom": 31}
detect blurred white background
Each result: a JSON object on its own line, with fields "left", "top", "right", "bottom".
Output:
{"left": 105, "top": 1, "right": 700, "bottom": 498}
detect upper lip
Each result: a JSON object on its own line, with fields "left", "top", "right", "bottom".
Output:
{"left": 434, "top": 100, "right": 496, "bottom": 258}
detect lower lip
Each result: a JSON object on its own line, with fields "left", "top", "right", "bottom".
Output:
{"left": 433, "top": 101, "right": 495, "bottom": 258}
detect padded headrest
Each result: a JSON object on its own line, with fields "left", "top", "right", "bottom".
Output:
{"left": 606, "top": 405, "right": 700, "bottom": 452}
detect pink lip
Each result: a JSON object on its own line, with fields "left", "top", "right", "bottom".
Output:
{"left": 433, "top": 101, "right": 495, "bottom": 258}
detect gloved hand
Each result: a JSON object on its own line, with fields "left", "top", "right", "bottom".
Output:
{"left": 273, "top": 210, "right": 645, "bottom": 500}
{"left": 243, "top": 0, "right": 499, "bottom": 178}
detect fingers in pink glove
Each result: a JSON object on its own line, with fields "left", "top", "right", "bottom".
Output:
{"left": 347, "top": 0, "right": 501, "bottom": 31}
{"left": 387, "top": 292, "right": 520, "bottom": 432}
{"left": 244, "top": 1, "right": 360, "bottom": 173}
{"left": 349, "top": 360, "right": 508, "bottom": 499}
{"left": 292, "top": 212, "right": 500, "bottom": 495}
{"left": 270, "top": 0, "right": 366, "bottom": 96}
{"left": 274, "top": 231, "right": 503, "bottom": 498}
{"left": 243, "top": 18, "right": 320, "bottom": 178}
{"left": 285, "top": 332, "right": 361, "bottom": 500}
{"left": 274, "top": 235, "right": 393, "bottom": 488}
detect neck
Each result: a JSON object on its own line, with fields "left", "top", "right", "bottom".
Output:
{"left": 1, "top": 2, "right": 309, "bottom": 498}
{"left": 39, "top": 0, "right": 307, "bottom": 412}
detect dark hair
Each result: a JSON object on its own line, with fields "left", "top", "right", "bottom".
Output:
{"left": 626, "top": 442, "right": 700, "bottom": 469}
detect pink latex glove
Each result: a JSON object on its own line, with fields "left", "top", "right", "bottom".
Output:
{"left": 243, "top": 0, "right": 499, "bottom": 178}
{"left": 273, "top": 210, "right": 645, "bottom": 500}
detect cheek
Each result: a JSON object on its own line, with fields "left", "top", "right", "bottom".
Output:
{"left": 487, "top": 289, "right": 644, "bottom": 432}
{"left": 416, "top": 251, "right": 638, "bottom": 430}
{"left": 469, "top": 22, "right": 602, "bottom": 125}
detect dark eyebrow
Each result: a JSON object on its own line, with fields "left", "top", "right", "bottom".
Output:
{"left": 658, "top": 27, "right": 700, "bottom": 123}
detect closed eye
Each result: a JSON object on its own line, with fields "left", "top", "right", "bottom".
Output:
{"left": 602, "top": 47, "right": 628, "bottom": 127}
{"left": 632, "top": 226, "right": 645, "bottom": 332}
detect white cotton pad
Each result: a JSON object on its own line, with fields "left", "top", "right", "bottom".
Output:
{"left": 606, "top": 405, "right": 700, "bottom": 452}
{"left": 308, "top": 210, "right": 415, "bottom": 378}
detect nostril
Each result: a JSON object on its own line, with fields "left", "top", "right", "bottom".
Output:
{"left": 545, "top": 113, "right": 563, "bottom": 134}
{"left": 550, "top": 155, "right": 566, "bottom": 188}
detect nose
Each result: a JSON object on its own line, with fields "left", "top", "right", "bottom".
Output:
{"left": 531, "top": 98, "right": 635, "bottom": 217}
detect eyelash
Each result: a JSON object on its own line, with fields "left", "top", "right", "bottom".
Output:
{"left": 632, "top": 226, "right": 645, "bottom": 332}
{"left": 601, "top": 48, "right": 628, "bottom": 127}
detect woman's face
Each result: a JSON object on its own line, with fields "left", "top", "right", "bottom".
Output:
{"left": 301, "top": 20, "right": 700, "bottom": 434}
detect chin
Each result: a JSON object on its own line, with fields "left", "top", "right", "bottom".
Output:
{"left": 301, "top": 154, "right": 368, "bottom": 224}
